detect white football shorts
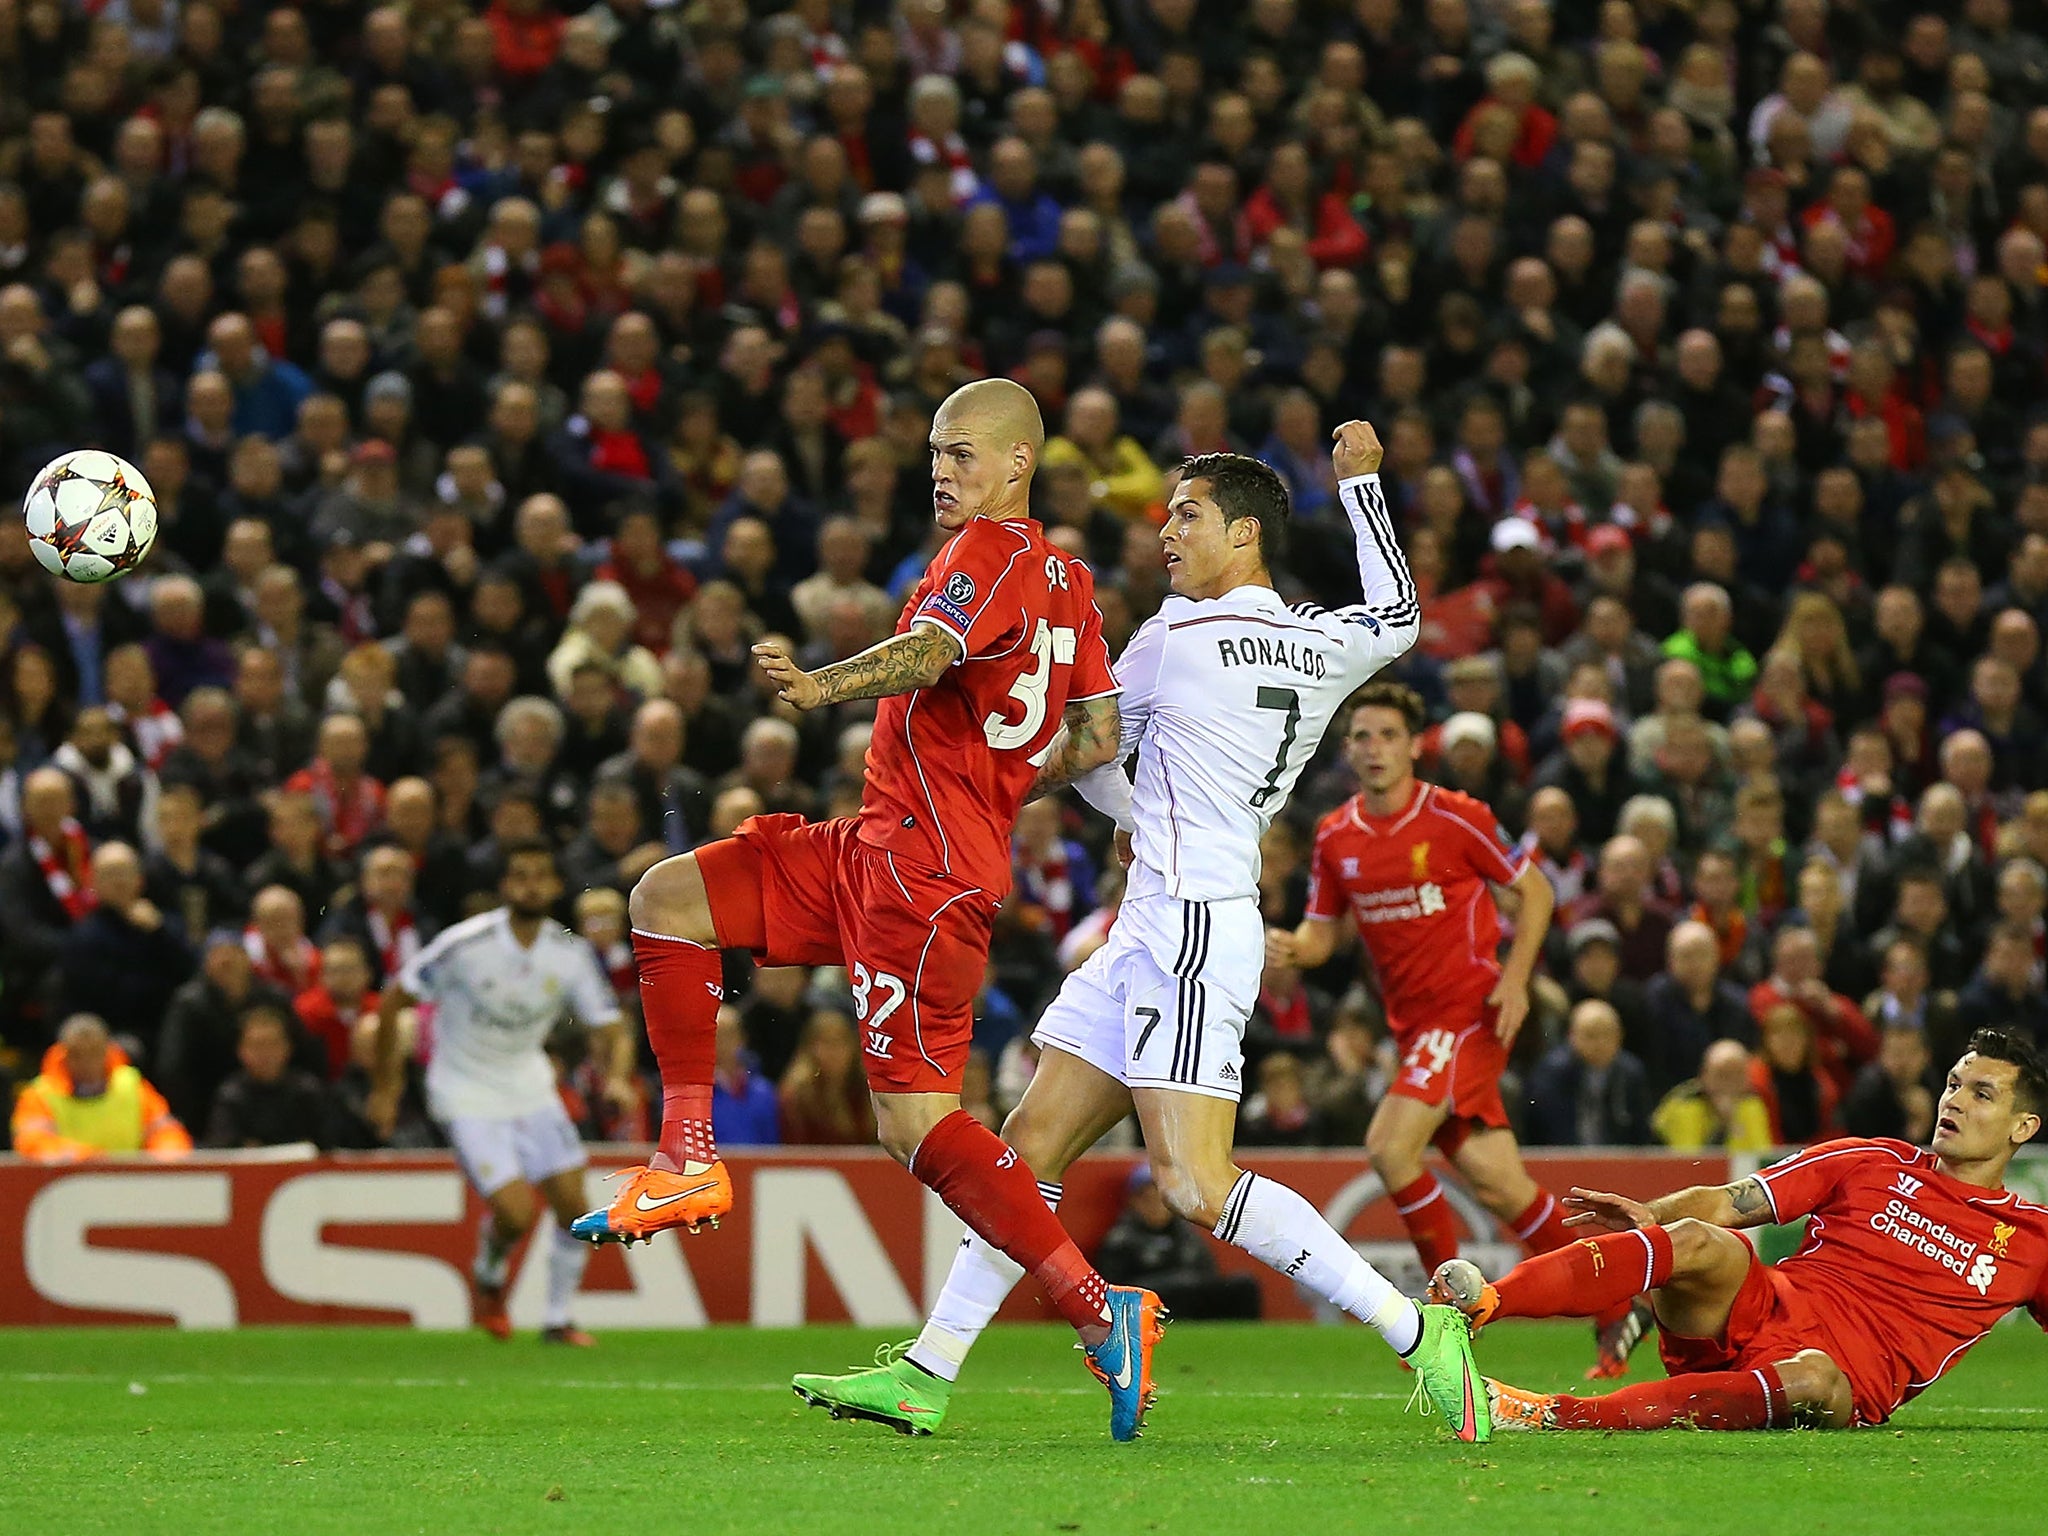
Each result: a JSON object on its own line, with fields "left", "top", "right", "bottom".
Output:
{"left": 440, "top": 1100, "right": 587, "bottom": 1197}
{"left": 1032, "top": 891, "right": 1260, "bottom": 1102}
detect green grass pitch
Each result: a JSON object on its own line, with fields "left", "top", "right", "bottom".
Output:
{"left": 3, "top": 1322, "right": 2043, "bottom": 1534}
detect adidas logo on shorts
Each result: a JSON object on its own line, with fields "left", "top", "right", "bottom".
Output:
{"left": 1219, "top": 1062, "right": 1238, "bottom": 1083}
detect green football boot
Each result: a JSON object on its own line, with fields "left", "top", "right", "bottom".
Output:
{"left": 792, "top": 1342, "right": 953, "bottom": 1436}
{"left": 1403, "top": 1303, "right": 1492, "bottom": 1444}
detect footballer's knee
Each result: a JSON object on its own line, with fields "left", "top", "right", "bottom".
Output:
{"left": 490, "top": 1183, "right": 538, "bottom": 1235}
{"left": 997, "top": 1101, "right": 1073, "bottom": 1181}
{"left": 1364, "top": 1120, "right": 1424, "bottom": 1189}
{"left": 1775, "top": 1350, "right": 1854, "bottom": 1428}
{"left": 1148, "top": 1152, "right": 1234, "bottom": 1230}
{"left": 1662, "top": 1217, "right": 1739, "bottom": 1275}
{"left": 629, "top": 853, "right": 716, "bottom": 944}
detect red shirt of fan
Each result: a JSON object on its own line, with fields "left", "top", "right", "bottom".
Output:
{"left": 1305, "top": 782, "right": 1526, "bottom": 1039}
{"left": 1753, "top": 1138, "right": 2048, "bottom": 1420}
{"left": 856, "top": 516, "right": 1116, "bottom": 899}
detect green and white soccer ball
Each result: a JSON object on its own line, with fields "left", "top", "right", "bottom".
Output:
{"left": 22, "top": 448, "right": 160, "bottom": 584}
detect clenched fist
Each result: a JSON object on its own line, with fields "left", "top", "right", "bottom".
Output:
{"left": 1331, "top": 420, "right": 1384, "bottom": 479}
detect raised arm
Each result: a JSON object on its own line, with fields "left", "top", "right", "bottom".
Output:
{"left": 1331, "top": 421, "right": 1420, "bottom": 657}
{"left": 1027, "top": 693, "right": 1122, "bottom": 802}
{"left": 753, "top": 623, "right": 962, "bottom": 711}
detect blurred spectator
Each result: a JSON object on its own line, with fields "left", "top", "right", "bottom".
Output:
{"left": 320, "top": 843, "right": 433, "bottom": 988}
{"left": 711, "top": 1006, "right": 781, "bottom": 1147}
{"left": 294, "top": 939, "right": 377, "bottom": 1084}
{"left": 1652, "top": 1039, "right": 1775, "bottom": 1153}
{"left": 778, "top": 1009, "right": 875, "bottom": 1146}
{"left": 11, "top": 1013, "right": 191, "bottom": 1162}
{"left": 1010, "top": 798, "right": 1097, "bottom": 945}
{"left": 57, "top": 841, "right": 192, "bottom": 1056}
{"left": 204, "top": 1005, "right": 333, "bottom": 1149}
{"left": 1841, "top": 1023, "right": 1941, "bottom": 1143}
{"left": 737, "top": 965, "right": 812, "bottom": 1086}
{"left": 1643, "top": 919, "right": 1756, "bottom": 1097}
{"left": 1094, "top": 1165, "right": 1262, "bottom": 1320}
{"left": 1571, "top": 834, "right": 1675, "bottom": 984}
{"left": 1955, "top": 922, "right": 2048, "bottom": 1047}
{"left": 1747, "top": 924, "right": 1880, "bottom": 1101}
{"left": 1749, "top": 1005, "right": 1839, "bottom": 1145}
{"left": 1524, "top": 1000, "right": 1653, "bottom": 1147}
{"left": 0, "top": 767, "right": 91, "bottom": 1034}
{"left": 1239, "top": 1052, "right": 1326, "bottom": 1147}
{"left": 1560, "top": 917, "right": 1651, "bottom": 1052}
{"left": 1302, "top": 1006, "right": 1383, "bottom": 1147}
{"left": 158, "top": 928, "right": 304, "bottom": 1128}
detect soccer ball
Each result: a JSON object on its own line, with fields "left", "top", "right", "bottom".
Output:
{"left": 22, "top": 449, "right": 160, "bottom": 584}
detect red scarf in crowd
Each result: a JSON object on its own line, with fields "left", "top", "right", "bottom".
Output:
{"left": 366, "top": 906, "right": 421, "bottom": 982}
{"left": 1017, "top": 843, "right": 1078, "bottom": 940}
{"left": 245, "top": 928, "right": 322, "bottom": 993}
{"left": 589, "top": 427, "right": 651, "bottom": 479}
{"left": 289, "top": 758, "right": 386, "bottom": 855}
{"left": 117, "top": 697, "right": 185, "bottom": 771}
{"left": 31, "top": 819, "right": 95, "bottom": 920}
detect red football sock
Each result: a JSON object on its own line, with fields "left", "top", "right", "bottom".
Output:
{"left": 1389, "top": 1172, "right": 1461, "bottom": 1273}
{"left": 1495, "top": 1226, "right": 1674, "bottom": 1320}
{"left": 1553, "top": 1364, "right": 1789, "bottom": 1431}
{"left": 1508, "top": 1189, "right": 1574, "bottom": 1255}
{"left": 634, "top": 931, "right": 723, "bottom": 1170}
{"left": 911, "top": 1110, "right": 1110, "bottom": 1341}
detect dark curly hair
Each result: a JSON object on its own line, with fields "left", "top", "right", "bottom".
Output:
{"left": 1179, "top": 452, "right": 1290, "bottom": 567}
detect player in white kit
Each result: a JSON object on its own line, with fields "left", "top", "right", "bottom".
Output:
{"left": 792, "top": 423, "right": 1491, "bottom": 1442}
{"left": 369, "top": 838, "right": 636, "bottom": 1345}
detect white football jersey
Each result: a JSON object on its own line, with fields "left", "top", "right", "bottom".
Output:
{"left": 400, "top": 907, "right": 622, "bottom": 1119}
{"left": 1108, "top": 473, "right": 1418, "bottom": 903}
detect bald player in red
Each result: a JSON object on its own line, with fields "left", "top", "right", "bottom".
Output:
{"left": 1437, "top": 1029, "right": 2048, "bottom": 1431}
{"left": 571, "top": 379, "right": 1164, "bottom": 1436}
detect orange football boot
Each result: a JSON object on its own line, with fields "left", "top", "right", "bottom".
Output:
{"left": 570, "top": 1159, "right": 733, "bottom": 1244}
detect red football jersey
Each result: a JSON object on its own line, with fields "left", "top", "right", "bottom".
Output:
{"left": 1755, "top": 1137, "right": 2048, "bottom": 1418}
{"left": 1304, "top": 782, "right": 1526, "bottom": 1037}
{"left": 858, "top": 515, "right": 1116, "bottom": 897}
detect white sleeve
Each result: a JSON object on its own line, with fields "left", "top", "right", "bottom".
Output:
{"left": 1333, "top": 473, "right": 1420, "bottom": 670}
{"left": 1073, "top": 760, "right": 1135, "bottom": 832}
{"left": 398, "top": 925, "right": 459, "bottom": 1001}
{"left": 567, "top": 937, "right": 625, "bottom": 1029}
{"left": 1110, "top": 613, "right": 1168, "bottom": 758}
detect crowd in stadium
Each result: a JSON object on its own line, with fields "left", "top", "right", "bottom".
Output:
{"left": 2, "top": 0, "right": 2047, "bottom": 1163}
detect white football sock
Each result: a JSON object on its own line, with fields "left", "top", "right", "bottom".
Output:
{"left": 474, "top": 1212, "right": 516, "bottom": 1290}
{"left": 907, "top": 1180, "right": 1061, "bottom": 1382}
{"left": 543, "top": 1222, "right": 589, "bottom": 1330}
{"left": 1215, "top": 1171, "right": 1421, "bottom": 1356}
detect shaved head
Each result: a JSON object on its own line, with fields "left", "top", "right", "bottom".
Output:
{"left": 938, "top": 377, "right": 1045, "bottom": 452}
{"left": 928, "top": 378, "right": 1046, "bottom": 528}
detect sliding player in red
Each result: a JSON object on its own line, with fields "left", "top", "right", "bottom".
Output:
{"left": 572, "top": 379, "right": 1163, "bottom": 1439}
{"left": 1434, "top": 1030, "right": 2048, "bottom": 1430}
{"left": 1271, "top": 686, "right": 1644, "bottom": 1377}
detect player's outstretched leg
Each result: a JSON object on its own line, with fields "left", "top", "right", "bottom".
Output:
{"left": 1432, "top": 1225, "right": 1677, "bottom": 1326}
{"left": 1449, "top": 1130, "right": 1650, "bottom": 1380}
{"left": 790, "top": 1176, "right": 1064, "bottom": 1434}
{"left": 574, "top": 851, "right": 734, "bottom": 1245}
{"left": 1142, "top": 1090, "right": 1487, "bottom": 1443}
{"left": 794, "top": 1051, "right": 1135, "bottom": 1433}
{"left": 879, "top": 1098, "right": 1165, "bottom": 1441}
{"left": 1484, "top": 1350, "right": 1853, "bottom": 1432}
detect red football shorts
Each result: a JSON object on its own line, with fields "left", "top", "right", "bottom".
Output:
{"left": 1657, "top": 1248, "right": 1893, "bottom": 1425}
{"left": 1385, "top": 1006, "right": 1511, "bottom": 1157}
{"left": 694, "top": 814, "right": 996, "bottom": 1095}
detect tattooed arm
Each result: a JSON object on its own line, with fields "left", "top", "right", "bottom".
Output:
{"left": 1026, "top": 694, "right": 1123, "bottom": 802}
{"left": 1562, "top": 1175, "right": 1779, "bottom": 1234}
{"left": 752, "top": 623, "right": 962, "bottom": 710}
